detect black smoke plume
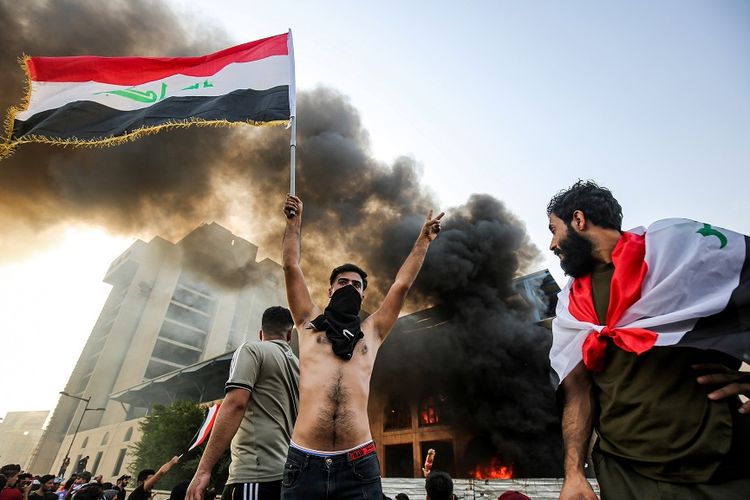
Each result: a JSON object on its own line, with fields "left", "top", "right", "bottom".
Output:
{"left": 372, "top": 196, "right": 563, "bottom": 476}
{"left": 0, "top": 0, "right": 561, "bottom": 475}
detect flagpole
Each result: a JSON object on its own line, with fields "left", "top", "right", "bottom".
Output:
{"left": 287, "top": 29, "right": 297, "bottom": 216}
{"left": 290, "top": 115, "right": 296, "bottom": 196}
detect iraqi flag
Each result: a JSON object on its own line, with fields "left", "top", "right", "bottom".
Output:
{"left": 550, "top": 218, "right": 750, "bottom": 388}
{"left": 187, "top": 402, "right": 221, "bottom": 452}
{"left": 0, "top": 32, "right": 295, "bottom": 159}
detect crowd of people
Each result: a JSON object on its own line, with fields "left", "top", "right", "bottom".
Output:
{"left": 3, "top": 181, "right": 748, "bottom": 500}
{"left": 0, "top": 457, "right": 201, "bottom": 500}
{"left": 0, "top": 461, "right": 531, "bottom": 500}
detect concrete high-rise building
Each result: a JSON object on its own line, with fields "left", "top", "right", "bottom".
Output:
{"left": 28, "top": 223, "right": 285, "bottom": 477}
{"left": 0, "top": 411, "right": 49, "bottom": 470}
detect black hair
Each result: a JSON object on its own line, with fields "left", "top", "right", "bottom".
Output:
{"left": 546, "top": 180, "right": 623, "bottom": 231}
{"left": 72, "top": 483, "right": 102, "bottom": 500}
{"left": 168, "top": 480, "right": 190, "bottom": 500}
{"left": 329, "top": 263, "right": 368, "bottom": 290}
{"left": 136, "top": 470, "right": 155, "bottom": 484}
{"left": 40, "top": 475, "right": 56, "bottom": 485}
{"left": 0, "top": 465, "right": 20, "bottom": 478}
{"left": 425, "top": 470, "right": 453, "bottom": 500}
{"left": 261, "top": 306, "right": 294, "bottom": 337}
{"left": 63, "top": 477, "right": 77, "bottom": 491}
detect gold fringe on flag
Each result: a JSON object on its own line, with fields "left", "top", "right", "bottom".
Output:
{"left": 0, "top": 55, "right": 290, "bottom": 161}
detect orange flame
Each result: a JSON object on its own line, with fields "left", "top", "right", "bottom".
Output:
{"left": 470, "top": 457, "right": 513, "bottom": 479}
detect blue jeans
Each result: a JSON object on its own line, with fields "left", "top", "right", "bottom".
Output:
{"left": 280, "top": 445, "right": 383, "bottom": 499}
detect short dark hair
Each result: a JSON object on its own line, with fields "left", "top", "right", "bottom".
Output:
{"left": 425, "top": 470, "right": 453, "bottom": 500}
{"left": 40, "top": 475, "right": 56, "bottom": 485}
{"left": 136, "top": 469, "right": 155, "bottom": 484}
{"left": 546, "top": 180, "right": 623, "bottom": 231}
{"left": 73, "top": 483, "right": 102, "bottom": 500}
{"left": 395, "top": 494, "right": 410, "bottom": 500}
{"left": 0, "top": 465, "right": 20, "bottom": 477}
{"left": 261, "top": 306, "right": 294, "bottom": 337}
{"left": 329, "top": 263, "right": 368, "bottom": 290}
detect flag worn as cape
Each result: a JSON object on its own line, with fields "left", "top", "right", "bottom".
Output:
{"left": 187, "top": 402, "right": 221, "bottom": 452}
{"left": 1, "top": 32, "right": 296, "bottom": 159}
{"left": 550, "top": 218, "right": 750, "bottom": 388}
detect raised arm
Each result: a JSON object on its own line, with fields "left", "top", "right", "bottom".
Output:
{"left": 143, "top": 456, "right": 180, "bottom": 493}
{"left": 369, "top": 210, "right": 443, "bottom": 340}
{"left": 558, "top": 362, "right": 598, "bottom": 500}
{"left": 282, "top": 194, "right": 320, "bottom": 327}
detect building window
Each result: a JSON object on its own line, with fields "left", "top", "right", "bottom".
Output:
{"left": 112, "top": 449, "right": 127, "bottom": 476}
{"left": 384, "top": 398, "right": 411, "bottom": 431}
{"left": 418, "top": 394, "right": 450, "bottom": 427}
{"left": 91, "top": 452, "right": 103, "bottom": 475}
{"left": 123, "top": 427, "right": 133, "bottom": 442}
{"left": 81, "top": 437, "right": 89, "bottom": 448}
{"left": 101, "top": 432, "right": 110, "bottom": 445}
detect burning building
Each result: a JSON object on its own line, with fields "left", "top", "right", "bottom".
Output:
{"left": 369, "top": 270, "right": 562, "bottom": 479}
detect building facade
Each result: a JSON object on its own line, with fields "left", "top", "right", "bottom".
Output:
{"left": 28, "top": 223, "right": 285, "bottom": 477}
{"left": 0, "top": 411, "right": 49, "bottom": 470}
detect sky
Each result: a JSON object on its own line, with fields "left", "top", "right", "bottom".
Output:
{"left": 1, "top": 0, "right": 749, "bottom": 419}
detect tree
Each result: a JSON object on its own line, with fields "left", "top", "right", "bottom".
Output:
{"left": 129, "top": 400, "right": 230, "bottom": 491}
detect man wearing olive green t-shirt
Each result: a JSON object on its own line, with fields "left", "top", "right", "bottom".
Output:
{"left": 186, "top": 306, "right": 299, "bottom": 500}
{"left": 547, "top": 181, "right": 750, "bottom": 500}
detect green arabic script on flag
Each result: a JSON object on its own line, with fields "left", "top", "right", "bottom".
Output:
{"left": 94, "top": 80, "right": 214, "bottom": 104}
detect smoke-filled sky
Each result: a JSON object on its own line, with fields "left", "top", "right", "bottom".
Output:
{"left": 1, "top": 0, "right": 749, "bottom": 434}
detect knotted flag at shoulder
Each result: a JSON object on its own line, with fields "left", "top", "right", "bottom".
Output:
{"left": 1, "top": 31, "right": 296, "bottom": 159}
{"left": 550, "top": 218, "right": 750, "bottom": 388}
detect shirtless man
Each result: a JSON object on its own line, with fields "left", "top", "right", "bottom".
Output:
{"left": 280, "top": 194, "right": 443, "bottom": 499}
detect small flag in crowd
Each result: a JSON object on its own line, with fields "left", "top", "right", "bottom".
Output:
{"left": 1, "top": 31, "right": 296, "bottom": 160}
{"left": 187, "top": 402, "right": 221, "bottom": 452}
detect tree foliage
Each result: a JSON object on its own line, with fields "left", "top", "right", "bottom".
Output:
{"left": 129, "top": 400, "right": 229, "bottom": 492}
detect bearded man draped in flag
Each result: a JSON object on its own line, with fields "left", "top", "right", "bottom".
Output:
{"left": 548, "top": 181, "right": 750, "bottom": 500}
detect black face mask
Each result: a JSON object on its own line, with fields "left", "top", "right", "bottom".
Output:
{"left": 310, "top": 285, "right": 364, "bottom": 361}
{"left": 558, "top": 222, "right": 598, "bottom": 278}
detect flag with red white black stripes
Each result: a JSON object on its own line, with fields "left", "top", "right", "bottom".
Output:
{"left": 186, "top": 402, "right": 221, "bottom": 452}
{"left": 550, "top": 218, "right": 750, "bottom": 388}
{"left": 1, "top": 32, "right": 295, "bottom": 159}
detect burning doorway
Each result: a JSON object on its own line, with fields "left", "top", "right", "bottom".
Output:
{"left": 464, "top": 436, "right": 514, "bottom": 479}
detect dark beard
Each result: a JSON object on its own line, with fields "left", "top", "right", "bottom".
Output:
{"left": 558, "top": 225, "right": 598, "bottom": 278}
